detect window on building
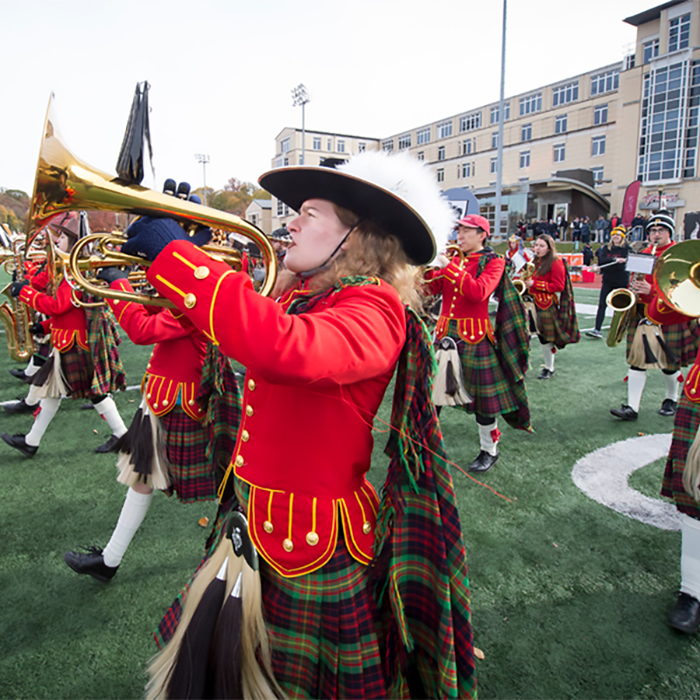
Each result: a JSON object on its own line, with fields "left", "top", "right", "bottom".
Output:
{"left": 638, "top": 59, "right": 700, "bottom": 182}
{"left": 591, "top": 70, "right": 620, "bottom": 96}
{"left": 438, "top": 146, "right": 446, "bottom": 161}
{"left": 358, "top": 142, "right": 366, "bottom": 152}
{"left": 437, "top": 121, "right": 453, "bottom": 139}
{"left": 312, "top": 137, "right": 321, "bottom": 150}
{"left": 276, "top": 199, "right": 289, "bottom": 217}
{"left": 553, "top": 143, "right": 565, "bottom": 162}
{"left": 591, "top": 135, "right": 606, "bottom": 156}
{"left": 382, "top": 140, "right": 394, "bottom": 152}
{"left": 462, "top": 138, "right": 474, "bottom": 155}
{"left": 250, "top": 213, "right": 257, "bottom": 226}
{"left": 490, "top": 157, "right": 498, "bottom": 173}
{"left": 520, "top": 150, "right": 530, "bottom": 168}
{"left": 669, "top": 13, "right": 691, "bottom": 53}
{"left": 591, "top": 167, "right": 604, "bottom": 184}
{"left": 625, "top": 54, "right": 636, "bottom": 71}
{"left": 521, "top": 123, "right": 532, "bottom": 142}
{"left": 280, "top": 137, "right": 291, "bottom": 153}
{"left": 417, "top": 128, "right": 431, "bottom": 145}
{"left": 461, "top": 162, "right": 472, "bottom": 178}
{"left": 417, "top": 151, "right": 424, "bottom": 161}
{"left": 555, "top": 114, "right": 568, "bottom": 134}
{"left": 327, "top": 139, "right": 332, "bottom": 150}
{"left": 337, "top": 139, "right": 345, "bottom": 153}
{"left": 460, "top": 112, "right": 482, "bottom": 132}
{"left": 594, "top": 103, "right": 608, "bottom": 125}
{"left": 436, "top": 168, "right": 444, "bottom": 183}
{"left": 283, "top": 157, "right": 289, "bottom": 166}
{"left": 491, "top": 132, "right": 498, "bottom": 149}
{"left": 490, "top": 103, "right": 510, "bottom": 124}
{"left": 275, "top": 156, "right": 283, "bottom": 167}
{"left": 520, "top": 93, "right": 542, "bottom": 116}
{"left": 552, "top": 81, "right": 579, "bottom": 107}
{"left": 398, "top": 134, "right": 411, "bottom": 150}
{"left": 643, "top": 38, "right": 659, "bottom": 64}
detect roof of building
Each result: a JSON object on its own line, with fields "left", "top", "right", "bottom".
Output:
{"left": 624, "top": 0, "right": 686, "bottom": 26}
{"left": 275, "top": 127, "right": 379, "bottom": 141}
{"left": 249, "top": 199, "right": 272, "bottom": 209}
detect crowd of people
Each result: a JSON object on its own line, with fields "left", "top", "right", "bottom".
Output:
{"left": 519, "top": 212, "right": 651, "bottom": 245}
{"left": 2, "top": 150, "right": 700, "bottom": 698}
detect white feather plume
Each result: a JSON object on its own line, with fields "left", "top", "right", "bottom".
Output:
{"left": 337, "top": 150, "right": 455, "bottom": 264}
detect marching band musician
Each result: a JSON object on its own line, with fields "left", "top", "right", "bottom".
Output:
{"left": 525, "top": 233, "right": 580, "bottom": 379}
{"left": 121, "top": 151, "right": 477, "bottom": 699}
{"left": 611, "top": 213, "right": 699, "bottom": 421}
{"left": 424, "top": 214, "right": 531, "bottom": 474}
{"left": 504, "top": 233, "right": 531, "bottom": 279}
{"left": 1, "top": 212, "right": 128, "bottom": 457}
{"left": 64, "top": 268, "right": 238, "bottom": 582}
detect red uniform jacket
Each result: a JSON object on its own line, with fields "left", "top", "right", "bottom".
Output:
{"left": 107, "top": 279, "right": 207, "bottom": 421}
{"left": 424, "top": 252, "right": 504, "bottom": 344}
{"left": 531, "top": 257, "right": 566, "bottom": 310}
{"left": 637, "top": 242, "right": 690, "bottom": 326}
{"left": 20, "top": 277, "right": 87, "bottom": 353}
{"left": 684, "top": 346, "right": 700, "bottom": 405}
{"left": 147, "top": 241, "right": 406, "bottom": 577}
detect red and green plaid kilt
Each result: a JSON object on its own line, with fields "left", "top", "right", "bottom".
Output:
{"left": 443, "top": 324, "right": 526, "bottom": 419}
{"left": 535, "top": 303, "right": 578, "bottom": 348}
{"left": 160, "top": 407, "right": 219, "bottom": 504}
{"left": 625, "top": 307, "right": 699, "bottom": 370}
{"left": 59, "top": 344, "right": 95, "bottom": 399}
{"left": 662, "top": 395, "right": 700, "bottom": 519}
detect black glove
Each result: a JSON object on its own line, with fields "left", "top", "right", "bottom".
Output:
{"left": 10, "top": 279, "right": 29, "bottom": 297}
{"left": 121, "top": 216, "right": 212, "bottom": 262}
{"left": 97, "top": 267, "right": 129, "bottom": 284}
{"left": 29, "top": 321, "right": 45, "bottom": 335}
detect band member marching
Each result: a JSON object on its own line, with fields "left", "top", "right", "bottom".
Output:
{"left": 611, "top": 213, "right": 699, "bottom": 421}
{"left": 525, "top": 233, "right": 580, "bottom": 379}
{"left": 424, "top": 214, "right": 531, "bottom": 473}
{"left": 504, "top": 233, "right": 532, "bottom": 279}
{"left": 1, "top": 212, "right": 128, "bottom": 456}
{"left": 121, "top": 151, "right": 477, "bottom": 699}
{"left": 63, "top": 268, "right": 239, "bottom": 581}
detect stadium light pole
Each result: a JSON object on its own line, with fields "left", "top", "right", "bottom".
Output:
{"left": 494, "top": 0, "right": 507, "bottom": 240}
{"left": 291, "top": 83, "right": 310, "bottom": 165}
{"left": 195, "top": 153, "right": 210, "bottom": 205}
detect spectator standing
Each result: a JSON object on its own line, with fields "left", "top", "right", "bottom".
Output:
{"left": 594, "top": 216, "right": 606, "bottom": 244}
{"left": 572, "top": 217, "right": 581, "bottom": 249}
{"left": 580, "top": 217, "right": 592, "bottom": 246}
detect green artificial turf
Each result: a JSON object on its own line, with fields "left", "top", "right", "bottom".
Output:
{"left": 1, "top": 291, "right": 699, "bottom": 699}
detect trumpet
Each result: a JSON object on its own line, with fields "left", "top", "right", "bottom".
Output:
{"left": 25, "top": 94, "right": 278, "bottom": 307}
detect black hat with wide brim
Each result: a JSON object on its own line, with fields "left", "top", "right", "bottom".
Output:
{"left": 258, "top": 166, "right": 436, "bottom": 265}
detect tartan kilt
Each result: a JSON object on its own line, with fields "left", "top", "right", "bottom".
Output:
{"left": 625, "top": 307, "right": 699, "bottom": 371}
{"left": 159, "top": 407, "right": 219, "bottom": 504}
{"left": 59, "top": 345, "right": 95, "bottom": 399}
{"left": 443, "top": 324, "right": 526, "bottom": 419}
{"left": 536, "top": 303, "right": 571, "bottom": 347}
{"left": 155, "top": 479, "right": 387, "bottom": 699}
{"left": 661, "top": 395, "right": 700, "bottom": 519}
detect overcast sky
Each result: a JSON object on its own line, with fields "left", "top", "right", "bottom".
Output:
{"left": 1, "top": 0, "right": 646, "bottom": 197}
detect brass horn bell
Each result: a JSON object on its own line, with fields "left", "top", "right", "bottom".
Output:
{"left": 26, "top": 94, "right": 278, "bottom": 306}
{"left": 654, "top": 239, "right": 700, "bottom": 318}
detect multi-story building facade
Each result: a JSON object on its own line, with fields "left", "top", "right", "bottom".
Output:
{"left": 267, "top": 1, "right": 700, "bottom": 239}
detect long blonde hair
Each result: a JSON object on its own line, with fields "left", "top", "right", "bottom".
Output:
{"left": 273, "top": 203, "right": 422, "bottom": 312}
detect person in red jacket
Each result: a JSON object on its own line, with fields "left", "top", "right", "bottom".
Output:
{"left": 1, "top": 213, "right": 127, "bottom": 457}
{"left": 122, "top": 151, "right": 476, "bottom": 699}
{"left": 611, "top": 213, "right": 699, "bottom": 421}
{"left": 525, "top": 233, "right": 580, "bottom": 379}
{"left": 424, "top": 214, "right": 530, "bottom": 473}
{"left": 63, "top": 269, "right": 230, "bottom": 581}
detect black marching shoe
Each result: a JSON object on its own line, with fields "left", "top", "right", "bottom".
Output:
{"left": 8, "top": 368, "right": 27, "bottom": 381}
{"left": 3, "top": 399, "right": 36, "bottom": 415}
{"left": 64, "top": 547, "right": 119, "bottom": 583}
{"left": 1, "top": 433, "right": 37, "bottom": 457}
{"left": 537, "top": 368, "right": 554, "bottom": 380}
{"left": 469, "top": 450, "right": 499, "bottom": 473}
{"left": 95, "top": 434, "right": 120, "bottom": 454}
{"left": 610, "top": 404, "right": 638, "bottom": 421}
{"left": 667, "top": 592, "right": 700, "bottom": 634}
{"left": 659, "top": 399, "right": 678, "bottom": 417}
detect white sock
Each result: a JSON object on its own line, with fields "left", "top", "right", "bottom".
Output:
{"left": 664, "top": 371, "right": 681, "bottom": 402}
{"left": 24, "top": 356, "right": 40, "bottom": 378}
{"left": 93, "top": 395, "right": 127, "bottom": 438}
{"left": 25, "top": 397, "right": 61, "bottom": 446}
{"left": 102, "top": 488, "right": 154, "bottom": 567}
{"left": 681, "top": 514, "right": 700, "bottom": 601}
{"left": 627, "top": 368, "right": 647, "bottom": 413}
{"left": 541, "top": 343, "right": 555, "bottom": 372}
{"left": 478, "top": 420, "right": 500, "bottom": 456}
{"left": 25, "top": 383, "right": 41, "bottom": 408}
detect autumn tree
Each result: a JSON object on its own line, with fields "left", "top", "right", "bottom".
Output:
{"left": 194, "top": 177, "right": 270, "bottom": 217}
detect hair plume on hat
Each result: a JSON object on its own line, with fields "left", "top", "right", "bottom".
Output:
{"left": 337, "top": 150, "right": 455, "bottom": 263}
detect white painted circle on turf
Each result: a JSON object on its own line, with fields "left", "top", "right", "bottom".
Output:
{"left": 571, "top": 433, "right": 682, "bottom": 531}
